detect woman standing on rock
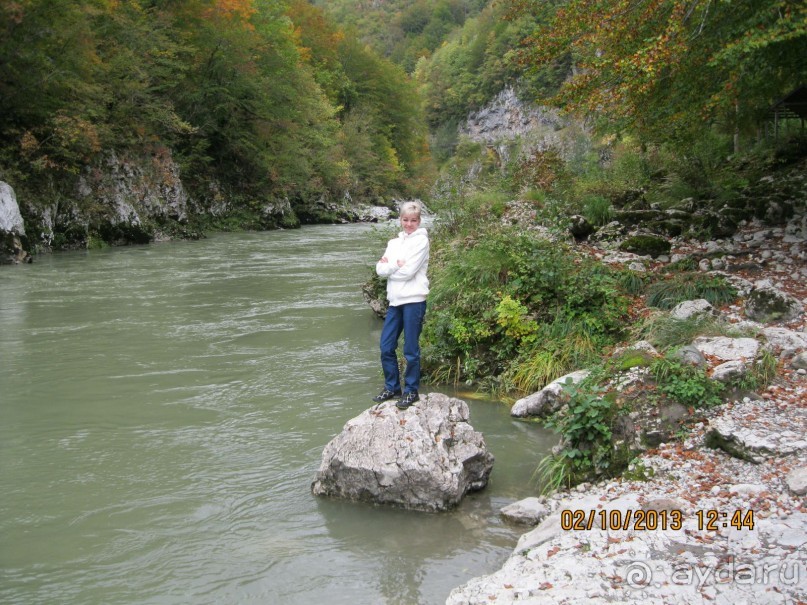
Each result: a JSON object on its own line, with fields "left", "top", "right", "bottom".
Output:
{"left": 372, "top": 201, "right": 429, "bottom": 409}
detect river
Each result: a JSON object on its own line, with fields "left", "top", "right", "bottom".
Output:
{"left": 0, "top": 224, "right": 555, "bottom": 605}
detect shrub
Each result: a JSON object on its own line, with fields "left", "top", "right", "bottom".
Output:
{"left": 582, "top": 194, "right": 614, "bottom": 226}
{"left": 540, "top": 377, "right": 627, "bottom": 487}
{"left": 501, "top": 320, "right": 599, "bottom": 393}
{"left": 544, "top": 382, "right": 613, "bottom": 472}
{"left": 651, "top": 357, "right": 724, "bottom": 408}
{"left": 422, "top": 229, "right": 631, "bottom": 386}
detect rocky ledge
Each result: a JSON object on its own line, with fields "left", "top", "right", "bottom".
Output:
{"left": 312, "top": 392, "right": 494, "bottom": 512}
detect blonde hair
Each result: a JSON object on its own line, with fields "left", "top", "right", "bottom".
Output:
{"left": 399, "top": 200, "right": 422, "bottom": 218}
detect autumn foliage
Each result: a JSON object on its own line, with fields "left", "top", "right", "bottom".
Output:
{"left": 0, "top": 0, "right": 429, "bottom": 211}
{"left": 509, "top": 0, "right": 807, "bottom": 143}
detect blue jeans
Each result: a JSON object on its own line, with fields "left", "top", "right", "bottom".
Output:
{"left": 380, "top": 301, "right": 427, "bottom": 394}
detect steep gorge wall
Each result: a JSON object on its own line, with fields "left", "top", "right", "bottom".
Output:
{"left": 3, "top": 145, "right": 392, "bottom": 261}
{"left": 12, "top": 147, "right": 303, "bottom": 254}
{"left": 460, "top": 87, "right": 565, "bottom": 148}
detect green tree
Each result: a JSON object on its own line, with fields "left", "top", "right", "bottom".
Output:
{"left": 0, "top": 0, "right": 432, "bottom": 237}
{"left": 509, "top": 0, "right": 807, "bottom": 144}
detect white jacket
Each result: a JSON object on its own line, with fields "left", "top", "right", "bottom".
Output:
{"left": 375, "top": 227, "right": 430, "bottom": 306}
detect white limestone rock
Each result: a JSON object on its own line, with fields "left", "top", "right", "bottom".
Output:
{"left": 311, "top": 393, "right": 494, "bottom": 512}
{"left": 762, "top": 327, "right": 807, "bottom": 354}
{"left": 785, "top": 467, "right": 807, "bottom": 496}
{"left": 692, "top": 336, "right": 760, "bottom": 362}
{"left": 0, "top": 181, "right": 25, "bottom": 236}
{"left": 710, "top": 360, "right": 748, "bottom": 383}
{"left": 670, "top": 299, "right": 715, "bottom": 321}
{"left": 791, "top": 351, "right": 807, "bottom": 370}
{"left": 510, "top": 370, "right": 591, "bottom": 418}
{"left": 500, "top": 497, "right": 550, "bottom": 526}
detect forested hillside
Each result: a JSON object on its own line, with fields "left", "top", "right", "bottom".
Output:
{"left": 408, "top": 0, "right": 806, "bottom": 389}
{"left": 1, "top": 0, "right": 804, "bottom": 254}
{"left": 0, "top": 0, "right": 430, "bottom": 249}
{"left": 313, "top": 0, "right": 488, "bottom": 73}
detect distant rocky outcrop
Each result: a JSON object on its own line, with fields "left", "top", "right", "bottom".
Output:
{"left": 18, "top": 149, "right": 203, "bottom": 250}
{"left": 311, "top": 392, "right": 494, "bottom": 512}
{"left": 460, "top": 86, "right": 565, "bottom": 148}
{"left": 295, "top": 193, "right": 397, "bottom": 225}
{"left": 0, "top": 181, "right": 31, "bottom": 264}
{"left": 10, "top": 149, "right": 403, "bottom": 254}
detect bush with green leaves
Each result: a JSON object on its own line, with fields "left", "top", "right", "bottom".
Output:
{"left": 534, "top": 374, "right": 633, "bottom": 491}
{"left": 544, "top": 382, "right": 614, "bottom": 474}
{"left": 422, "top": 228, "right": 631, "bottom": 389}
{"left": 651, "top": 357, "right": 724, "bottom": 409}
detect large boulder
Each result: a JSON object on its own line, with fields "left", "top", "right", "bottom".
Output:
{"left": 669, "top": 345, "right": 707, "bottom": 368}
{"left": 745, "top": 284, "right": 804, "bottom": 323}
{"left": 761, "top": 327, "right": 807, "bottom": 356}
{"left": 691, "top": 336, "right": 760, "bottom": 361}
{"left": 709, "top": 360, "right": 748, "bottom": 383}
{"left": 311, "top": 393, "right": 494, "bottom": 512}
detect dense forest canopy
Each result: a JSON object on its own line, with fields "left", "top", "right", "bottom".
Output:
{"left": 508, "top": 0, "right": 807, "bottom": 145}
{"left": 1, "top": 0, "right": 804, "bottom": 249}
{"left": 0, "top": 0, "right": 430, "bottom": 221}
{"left": 313, "top": 0, "right": 489, "bottom": 73}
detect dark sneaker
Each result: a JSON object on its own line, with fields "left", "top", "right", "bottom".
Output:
{"left": 396, "top": 392, "right": 419, "bottom": 409}
{"left": 372, "top": 389, "right": 401, "bottom": 403}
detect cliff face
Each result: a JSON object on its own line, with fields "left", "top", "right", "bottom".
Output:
{"left": 14, "top": 146, "right": 307, "bottom": 252}
{"left": 7, "top": 144, "right": 407, "bottom": 257}
{"left": 18, "top": 148, "right": 202, "bottom": 251}
{"left": 460, "top": 86, "right": 566, "bottom": 148}
{"left": 0, "top": 181, "right": 30, "bottom": 264}
{"left": 430, "top": 85, "right": 593, "bottom": 202}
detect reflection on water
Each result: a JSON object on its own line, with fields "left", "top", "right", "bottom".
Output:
{"left": 0, "top": 226, "right": 556, "bottom": 604}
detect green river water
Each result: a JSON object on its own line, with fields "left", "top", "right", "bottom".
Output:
{"left": 0, "top": 224, "right": 555, "bottom": 605}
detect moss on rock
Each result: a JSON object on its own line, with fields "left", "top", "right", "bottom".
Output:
{"left": 618, "top": 234, "right": 671, "bottom": 258}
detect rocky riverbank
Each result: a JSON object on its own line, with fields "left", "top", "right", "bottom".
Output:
{"left": 447, "top": 198, "right": 807, "bottom": 603}
{"left": 0, "top": 169, "right": 398, "bottom": 264}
